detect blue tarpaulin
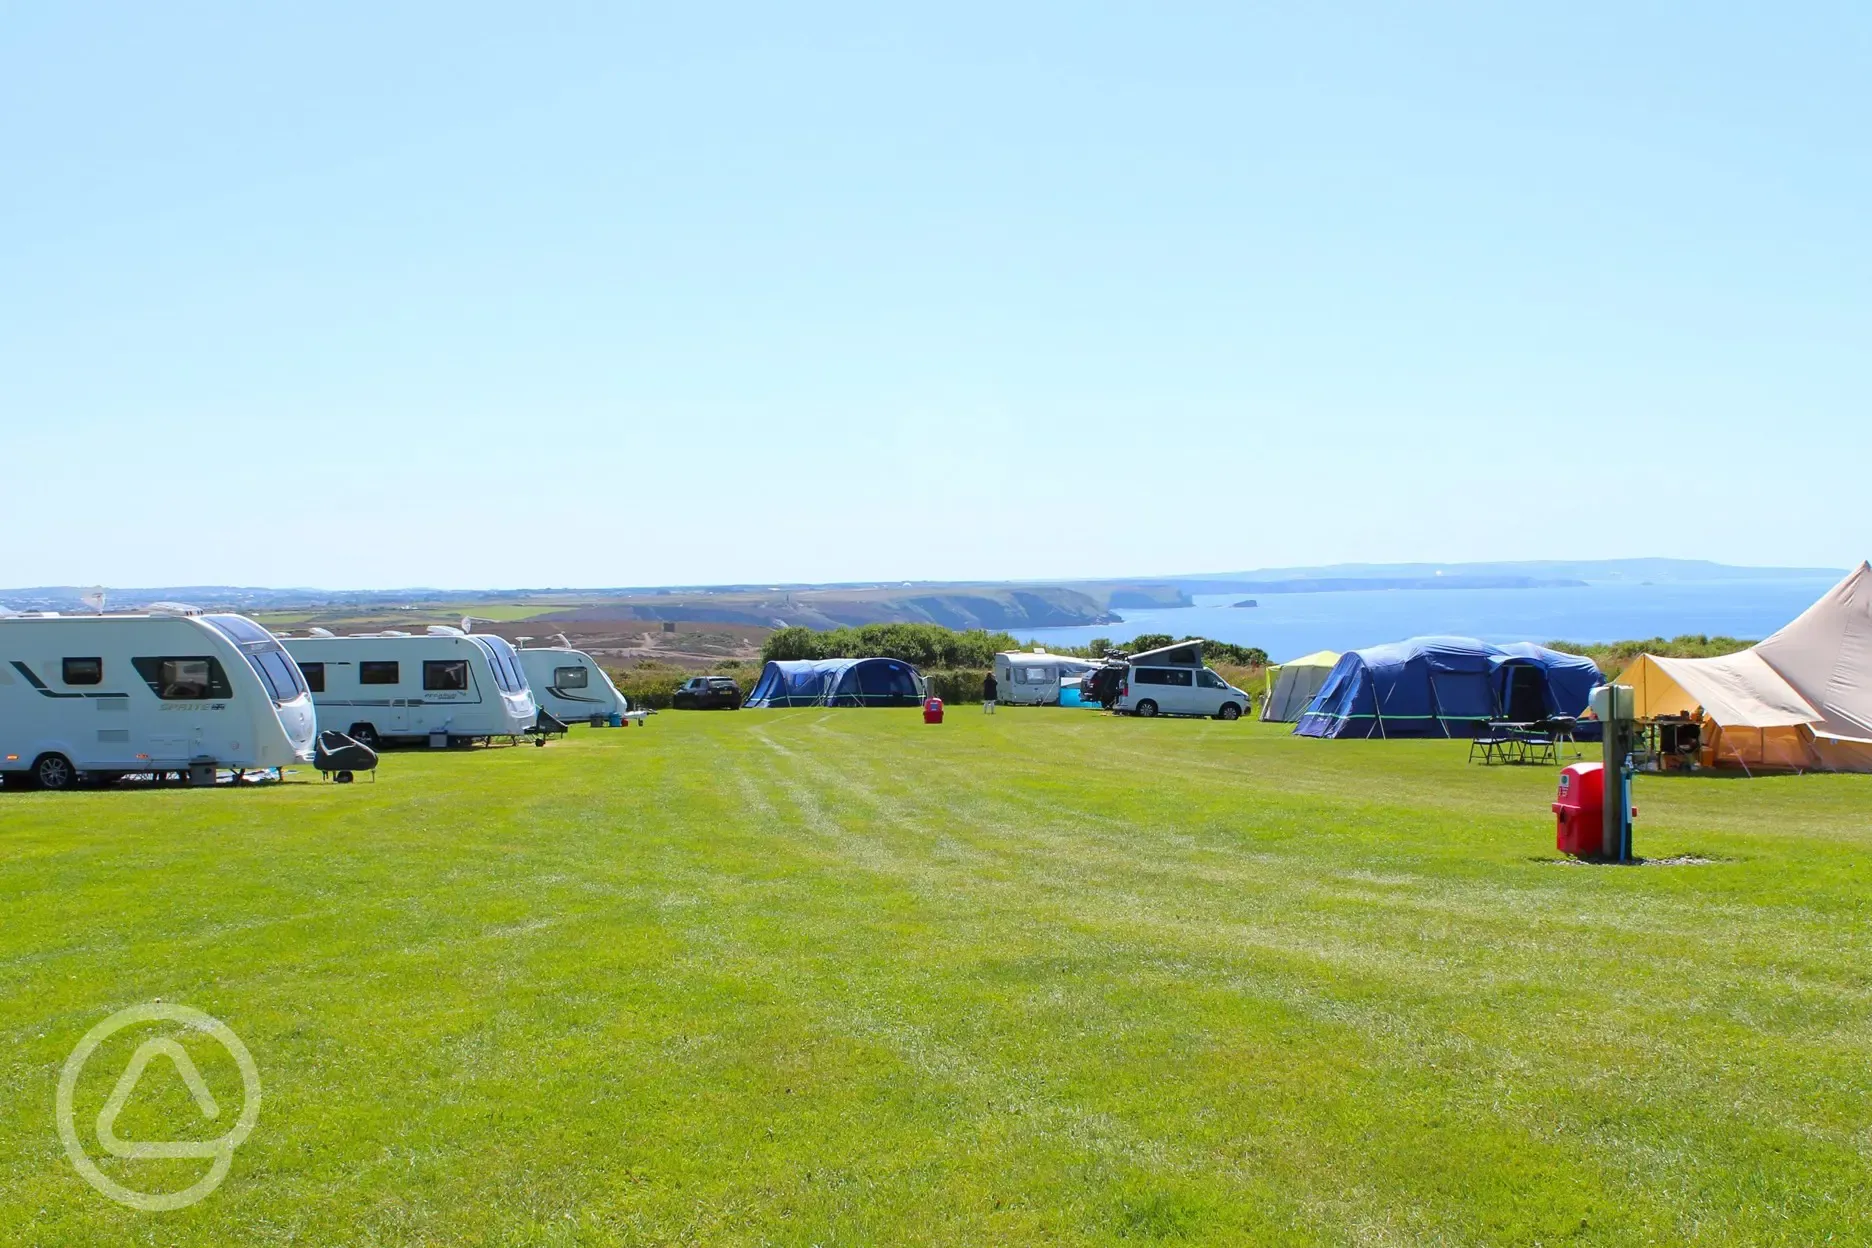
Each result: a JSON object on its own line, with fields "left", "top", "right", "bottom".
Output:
{"left": 1294, "top": 637, "right": 1602, "bottom": 739}
{"left": 743, "top": 658, "right": 925, "bottom": 708}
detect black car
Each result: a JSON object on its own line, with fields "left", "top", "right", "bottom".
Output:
{"left": 1079, "top": 662, "right": 1128, "bottom": 708}
{"left": 672, "top": 675, "right": 743, "bottom": 710}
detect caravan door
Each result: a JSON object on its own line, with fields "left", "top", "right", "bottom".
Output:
{"left": 356, "top": 659, "right": 410, "bottom": 737}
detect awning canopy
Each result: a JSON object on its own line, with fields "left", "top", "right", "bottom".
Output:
{"left": 1620, "top": 651, "right": 1819, "bottom": 729}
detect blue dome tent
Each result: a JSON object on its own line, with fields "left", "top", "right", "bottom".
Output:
{"left": 1294, "top": 637, "right": 1601, "bottom": 739}
{"left": 743, "top": 658, "right": 926, "bottom": 708}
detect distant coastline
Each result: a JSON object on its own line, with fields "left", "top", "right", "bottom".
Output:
{"left": 1205, "top": 576, "right": 1588, "bottom": 595}
{"left": 0, "top": 560, "right": 1848, "bottom": 635}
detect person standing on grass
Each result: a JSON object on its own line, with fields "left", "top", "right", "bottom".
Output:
{"left": 982, "top": 670, "right": 997, "bottom": 713}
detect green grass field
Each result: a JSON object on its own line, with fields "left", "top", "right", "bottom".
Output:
{"left": 3, "top": 712, "right": 1870, "bottom": 1245}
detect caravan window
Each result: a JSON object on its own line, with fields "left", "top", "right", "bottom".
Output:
{"left": 131, "top": 656, "right": 233, "bottom": 700}
{"left": 424, "top": 660, "right": 469, "bottom": 691}
{"left": 252, "top": 650, "right": 307, "bottom": 701}
{"left": 300, "top": 662, "right": 326, "bottom": 693}
{"left": 1021, "top": 666, "right": 1050, "bottom": 683}
{"left": 199, "top": 617, "right": 307, "bottom": 702}
{"left": 553, "top": 666, "right": 589, "bottom": 689}
{"left": 470, "top": 637, "right": 528, "bottom": 693}
{"left": 62, "top": 658, "right": 103, "bottom": 686}
{"left": 360, "top": 661, "right": 400, "bottom": 685}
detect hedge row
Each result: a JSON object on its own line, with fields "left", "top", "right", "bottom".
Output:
{"left": 604, "top": 667, "right": 758, "bottom": 710}
{"left": 922, "top": 669, "right": 991, "bottom": 704}
{"left": 764, "top": 625, "right": 1022, "bottom": 669}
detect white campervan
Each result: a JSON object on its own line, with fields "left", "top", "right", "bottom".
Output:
{"left": 0, "top": 611, "right": 317, "bottom": 789}
{"left": 282, "top": 629, "right": 538, "bottom": 747}
{"left": 1114, "top": 640, "right": 1251, "bottom": 721}
{"left": 518, "top": 646, "right": 629, "bottom": 723}
{"left": 992, "top": 651, "right": 1103, "bottom": 706}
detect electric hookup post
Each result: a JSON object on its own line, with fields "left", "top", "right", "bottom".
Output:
{"left": 1590, "top": 684, "right": 1637, "bottom": 862}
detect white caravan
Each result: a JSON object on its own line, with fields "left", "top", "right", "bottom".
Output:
{"left": 1114, "top": 640, "right": 1252, "bottom": 721}
{"left": 517, "top": 646, "right": 629, "bottom": 722}
{"left": 281, "top": 629, "right": 538, "bottom": 747}
{"left": 0, "top": 611, "right": 316, "bottom": 789}
{"left": 992, "top": 651, "right": 1102, "bottom": 706}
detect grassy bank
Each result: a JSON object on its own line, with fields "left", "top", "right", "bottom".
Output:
{"left": 3, "top": 713, "right": 1869, "bottom": 1244}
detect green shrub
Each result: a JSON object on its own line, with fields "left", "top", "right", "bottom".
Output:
{"left": 604, "top": 666, "right": 759, "bottom": 710}
{"left": 922, "top": 669, "right": 991, "bottom": 704}
{"left": 1057, "top": 634, "right": 1268, "bottom": 668}
{"left": 1548, "top": 634, "right": 1756, "bottom": 674}
{"left": 760, "top": 624, "right": 1021, "bottom": 669}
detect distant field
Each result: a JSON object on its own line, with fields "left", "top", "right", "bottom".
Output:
{"left": 249, "top": 604, "right": 772, "bottom": 667}
{"left": 3, "top": 714, "right": 1869, "bottom": 1244}
{"left": 251, "top": 600, "right": 573, "bottom": 629}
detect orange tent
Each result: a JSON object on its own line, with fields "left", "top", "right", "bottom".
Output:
{"left": 1614, "top": 563, "right": 1872, "bottom": 773}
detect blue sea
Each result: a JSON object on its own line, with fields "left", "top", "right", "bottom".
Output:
{"left": 1023, "top": 579, "right": 1842, "bottom": 663}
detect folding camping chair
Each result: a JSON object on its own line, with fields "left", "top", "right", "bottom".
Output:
{"left": 1469, "top": 722, "right": 1519, "bottom": 765}
{"left": 1511, "top": 722, "right": 1560, "bottom": 766}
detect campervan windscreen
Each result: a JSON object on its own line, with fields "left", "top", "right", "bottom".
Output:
{"left": 471, "top": 636, "right": 529, "bottom": 693}
{"left": 202, "top": 613, "right": 308, "bottom": 704}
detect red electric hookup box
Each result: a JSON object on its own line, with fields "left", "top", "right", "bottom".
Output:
{"left": 1553, "top": 762, "right": 1605, "bottom": 857}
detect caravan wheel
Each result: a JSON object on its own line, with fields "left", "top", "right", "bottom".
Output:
{"left": 34, "top": 753, "right": 77, "bottom": 791}
{"left": 349, "top": 724, "right": 381, "bottom": 749}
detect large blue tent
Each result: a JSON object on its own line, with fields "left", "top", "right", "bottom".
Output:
{"left": 743, "top": 658, "right": 925, "bottom": 708}
{"left": 1294, "top": 637, "right": 1602, "bottom": 739}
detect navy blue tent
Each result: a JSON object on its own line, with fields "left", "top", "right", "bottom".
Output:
{"left": 1294, "top": 637, "right": 1601, "bottom": 739}
{"left": 744, "top": 658, "right": 925, "bottom": 708}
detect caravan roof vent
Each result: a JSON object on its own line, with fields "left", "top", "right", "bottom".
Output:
{"left": 426, "top": 625, "right": 466, "bottom": 637}
{"left": 307, "top": 626, "right": 336, "bottom": 637}
{"left": 147, "top": 602, "right": 204, "bottom": 617}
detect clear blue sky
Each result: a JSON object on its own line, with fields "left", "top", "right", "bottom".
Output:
{"left": 3, "top": 3, "right": 1866, "bottom": 589}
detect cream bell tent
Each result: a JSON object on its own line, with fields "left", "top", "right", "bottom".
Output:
{"left": 1615, "top": 562, "right": 1872, "bottom": 772}
{"left": 1261, "top": 650, "right": 1341, "bottom": 722}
